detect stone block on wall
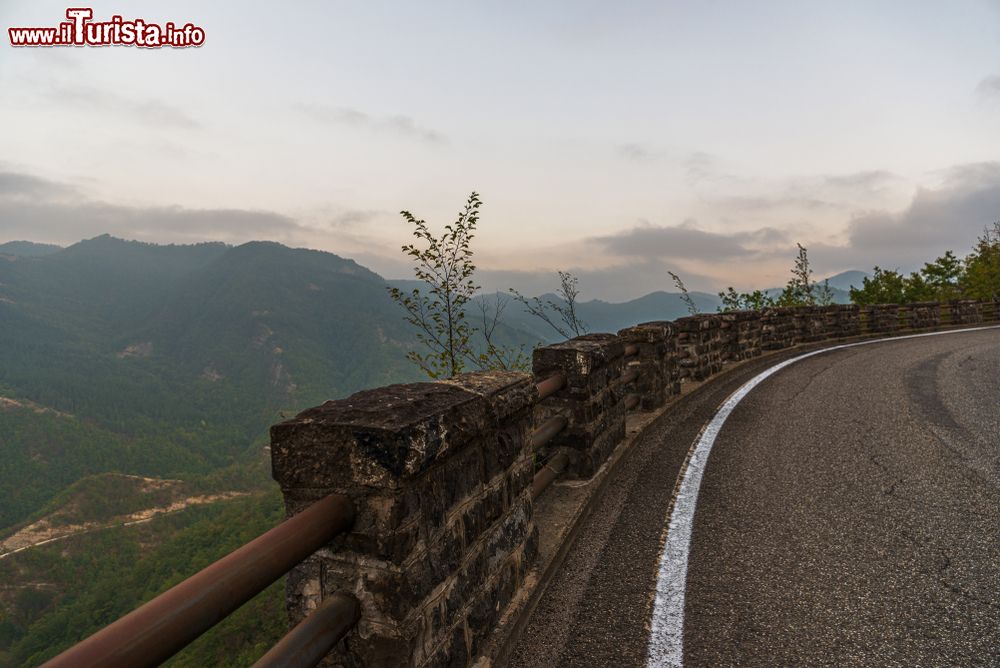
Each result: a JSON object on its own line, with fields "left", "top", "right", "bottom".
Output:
{"left": 908, "top": 302, "right": 942, "bottom": 330}
{"left": 673, "top": 315, "right": 723, "bottom": 380}
{"left": 863, "top": 304, "right": 900, "bottom": 335}
{"left": 271, "top": 370, "right": 538, "bottom": 667}
{"left": 617, "top": 321, "right": 680, "bottom": 410}
{"left": 761, "top": 307, "right": 797, "bottom": 350}
{"left": 718, "top": 310, "right": 763, "bottom": 362}
{"left": 532, "top": 334, "right": 626, "bottom": 478}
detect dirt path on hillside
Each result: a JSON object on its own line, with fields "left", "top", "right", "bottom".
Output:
{"left": 0, "top": 491, "right": 249, "bottom": 560}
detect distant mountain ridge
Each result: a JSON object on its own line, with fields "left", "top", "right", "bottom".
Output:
{"left": 0, "top": 235, "right": 540, "bottom": 663}
{"left": 823, "top": 270, "right": 869, "bottom": 292}
{"left": 0, "top": 234, "right": 871, "bottom": 663}
{"left": 0, "top": 235, "right": 553, "bottom": 530}
{"left": 0, "top": 240, "right": 63, "bottom": 257}
{"left": 0, "top": 234, "right": 870, "bottom": 528}
{"left": 496, "top": 290, "right": 722, "bottom": 339}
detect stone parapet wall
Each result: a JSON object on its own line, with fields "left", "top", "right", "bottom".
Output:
{"left": 718, "top": 310, "right": 763, "bottom": 362}
{"left": 531, "top": 333, "right": 626, "bottom": 478}
{"left": 824, "top": 304, "right": 861, "bottom": 339}
{"left": 905, "top": 302, "right": 942, "bottom": 330}
{"left": 674, "top": 315, "right": 723, "bottom": 380}
{"left": 271, "top": 371, "right": 538, "bottom": 667}
{"left": 617, "top": 322, "right": 681, "bottom": 410}
{"left": 270, "top": 297, "right": 996, "bottom": 667}
{"left": 950, "top": 299, "right": 984, "bottom": 325}
{"left": 863, "top": 304, "right": 901, "bottom": 335}
{"left": 761, "top": 307, "right": 796, "bottom": 350}
{"left": 987, "top": 298, "right": 1000, "bottom": 323}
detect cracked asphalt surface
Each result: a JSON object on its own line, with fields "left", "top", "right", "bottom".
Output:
{"left": 508, "top": 328, "right": 1000, "bottom": 667}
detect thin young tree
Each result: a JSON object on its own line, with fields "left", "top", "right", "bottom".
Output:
{"left": 815, "top": 278, "right": 836, "bottom": 306}
{"left": 775, "top": 243, "right": 816, "bottom": 306}
{"left": 476, "top": 291, "right": 530, "bottom": 370}
{"left": 387, "top": 192, "right": 526, "bottom": 378}
{"left": 669, "top": 271, "right": 700, "bottom": 315}
{"left": 510, "top": 271, "right": 588, "bottom": 340}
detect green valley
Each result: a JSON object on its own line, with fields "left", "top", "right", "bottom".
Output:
{"left": 0, "top": 234, "right": 859, "bottom": 665}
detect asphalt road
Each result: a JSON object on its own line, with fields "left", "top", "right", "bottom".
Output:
{"left": 508, "top": 328, "right": 1000, "bottom": 668}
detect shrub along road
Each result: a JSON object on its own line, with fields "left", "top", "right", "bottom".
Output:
{"left": 508, "top": 327, "right": 1000, "bottom": 667}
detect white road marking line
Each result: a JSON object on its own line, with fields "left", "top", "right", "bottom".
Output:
{"left": 645, "top": 325, "right": 1000, "bottom": 667}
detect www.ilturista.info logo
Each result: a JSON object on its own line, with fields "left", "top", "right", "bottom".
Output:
{"left": 8, "top": 8, "right": 205, "bottom": 48}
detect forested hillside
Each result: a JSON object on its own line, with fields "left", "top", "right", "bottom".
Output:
{"left": 0, "top": 236, "right": 439, "bottom": 531}
{"left": 0, "top": 236, "right": 487, "bottom": 665}
{"left": 0, "top": 489, "right": 287, "bottom": 666}
{"left": 0, "top": 243, "right": 61, "bottom": 258}
{"left": 0, "top": 234, "right": 864, "bottom": 664}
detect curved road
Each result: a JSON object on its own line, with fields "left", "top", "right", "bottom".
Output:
{"left": 508, "top": 327, "right": 1000, "bottom": 667}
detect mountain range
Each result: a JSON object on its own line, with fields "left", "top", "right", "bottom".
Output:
{"left": 0, "top": 234, "right": 866, "bottom": 664}
{"left": 0, "top": 234, "right": 867, "bottom": 528}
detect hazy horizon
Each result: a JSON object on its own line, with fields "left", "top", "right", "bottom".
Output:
{"left": 2, "top": 1, "right": 999, "bottom": 299}
{"left": 1, "top": 232, "right": 874, "bottom": 301}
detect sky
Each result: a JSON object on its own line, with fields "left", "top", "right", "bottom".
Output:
{"left": 1, "top": 0, "right": 999, "bottom": 300}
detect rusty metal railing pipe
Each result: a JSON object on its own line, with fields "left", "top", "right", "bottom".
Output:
{"left": 252, "top": 592, "right": 361, "bottom": 668}
{"left": 531, "top": 451, "right": 570, "bottom": 499}
{"left": 535, "top": 372, "right": 566, "bottom": 401}
{"left": 530, "top": 415, "right": 568, "bottom": 450}
{"left": 43, "top": 493, "right": 355, "bottom": 668}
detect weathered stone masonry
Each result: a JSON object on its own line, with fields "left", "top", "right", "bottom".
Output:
{"left": 270, "top": 298, "right": 999, "bottom": 667}
{"left": 531, "top": 333, "right": 626, "bottom": 478}
{"left": 271, "top": 371, "right": 538, "bottom": 667}
{"left": 718, "top": 310, "right": 764, "bottom": 362}
{"left": 617, "top": 322, "right": 680, "bottom": 410}
{"left": 674, "top": 314, "right": 723, "bottom": 380}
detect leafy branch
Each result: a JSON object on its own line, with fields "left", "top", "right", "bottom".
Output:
{"left": 669, "top": 271, "right": 699, "bottom": 315}
{"left": 510, "top": 271, "right": 588, "bottom": 340}
{"left": 387, "top": 192, "right": 527, "bottom": 378}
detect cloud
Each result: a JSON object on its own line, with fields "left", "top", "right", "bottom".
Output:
{"left": 592, "top": 221, "right": 743, "bottom": 260}
{"left": 38, "top": 81, "right": 201, "bottom": 129}
{"left": 811, "top": 161, "right": 1000, "bottom": 271}
{"left": 847, "top": 163, "right": 1000, "bottom": 251}
{"left": 129, "top": 100, "right": 201, "bottom": 129}
{"left": 297, "top": 104, "right": 446, "bottom": 144}
{"left": 0, "top": 171, "right": 79, "bottom": 201}
{"left": 0, "top": 201, "right": 302, "bottom": 245}
{"left": 734, "top": 226, "right": 790, "bottom": 245}
{"left": 475, "top": 261, "right": 721, "bottom": 302}
{"left": 713, "top": 194, "right": 839, "bottom": 212}
{"left": 710, "top": 170, "right": 900, "bottom": 213}
{"left": 937, "top": 161, "right": 1000, "bottom": 190}
{"left": 0, "top": 169, "right": 301, "bottom": 245}
{"left": 560, "top": 162, "right": 1000, "bottom": 292}
{"left": 823, "top": 170, "right": 896, "bottom": 190}
{"left": 5, "top": 159, "right": 996, "bottom": 302}
{"left": 325, "top": 209, "right": 383, "bottom": 228}
{"left": 700, "top": 169, "right": 902, "bottom": 224}
{"left": 28, "top": 50, "right": 82, "bottom": 71}
{"left": 684, "top": 151, "right": 720, "bottom": 183}
{"left": 589, "top": 219, "right": 775, "bottom": 261}
{"left": 382, "top": 115, "right": 446, "bottom": 143}
{"left": 975, "top": 74, "right": 1000, "bottom": 99}
{"left": 617, "top": 143, "right": 662, "bottom": 161}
